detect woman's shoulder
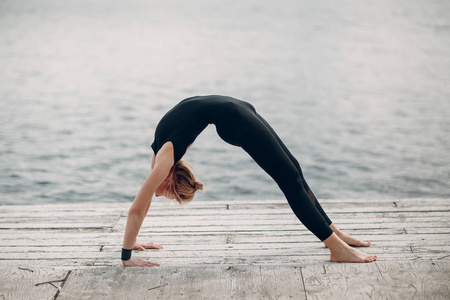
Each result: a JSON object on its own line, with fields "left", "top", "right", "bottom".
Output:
{"left": 154, "top": 141, "right": 175, "bottom": 167}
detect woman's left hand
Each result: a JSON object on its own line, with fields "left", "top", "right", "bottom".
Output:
{"left": 133, "top": 241, "right": 164, "bottom": 251}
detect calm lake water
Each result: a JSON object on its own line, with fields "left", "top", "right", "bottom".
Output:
{"left": 1, "top": 0, "right": 449, "bottom": 205}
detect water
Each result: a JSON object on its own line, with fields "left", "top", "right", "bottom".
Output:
{"left": 1, "top": 0, "right": 449, "bottom": 205}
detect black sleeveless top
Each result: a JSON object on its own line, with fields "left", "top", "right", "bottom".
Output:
{"left": 151, "top": 95, "right": 252, "bottom": 164}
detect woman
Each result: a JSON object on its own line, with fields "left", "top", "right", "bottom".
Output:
{"left": 121, "top": 95, "right": 377, "bottom": 267}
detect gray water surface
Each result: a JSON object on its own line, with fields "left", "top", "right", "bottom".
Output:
{"left": 1, "top": 0, "right": 449, "bottom": 204}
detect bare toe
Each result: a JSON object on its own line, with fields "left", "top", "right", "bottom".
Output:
{"left": 366, "top": 255, "right": 377, "bottom": 262}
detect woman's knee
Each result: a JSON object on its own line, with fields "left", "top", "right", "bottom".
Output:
{"left": 277, "top": 170, "right": 304, "bottom": 191}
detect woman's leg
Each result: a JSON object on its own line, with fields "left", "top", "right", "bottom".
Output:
{"left": 217, "top": 102, "right": 376, "bottom": 262}
{"left": 240, "top": 128, "right": 376, "bottom": 262}
{"left": 240, "top": 128, "right": 333, "bottom": 242}
{"left": 255, "top": 112, "right": 371, "bottom": 247}
{"left": 254, "top": 113, "right": 333, "bottom": 225}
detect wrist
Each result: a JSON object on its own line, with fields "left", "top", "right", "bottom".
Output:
{"left": 121, "top": 248, "right": 132, "bottom": 261}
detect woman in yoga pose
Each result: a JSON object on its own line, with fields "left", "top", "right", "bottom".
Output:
{"left": 121, "top": 95, "right": 377, "bottom": 267}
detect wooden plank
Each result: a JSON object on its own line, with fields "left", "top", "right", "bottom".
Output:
{"left": 253, "top": 265, "right": 305, "bottom": 299}
{"left": 8, "top": 198, "right": 420, "bottom": 217}
{"left": 2, "top": 218, "right": 447, "bottom": 232}
{"left": 137, "top": 207, "right": 450, "bottom": 219}
{"left": 0, "top": 202, "right": 224, "bottom": 213}
{"left": 87, "top": 211, "right": 448, "bottom": 225}
{"left": 228, "top": 206, "right": 450, "bottom": 213}
{"left": 93, "top": 254, "right": 449, "bottom": 267}
{"left": 0, "top": 206, "right": 125, "bottom": 215}
{"left": 0, "top": 262, "right": 69, "bottom": 300}
{"left": 58, "top": 262, "right": 450, "bottom": 300}
{"left": 301, "top": 261, "right": 450, "bottom": 300}
{"left": 0, "top": 260, "right": 97, "bottom": 269}
{"left": 2, "top": 230, "right": 446, "bottom": 252}
{"left": 0, "top": 245, "right": 398, "bottom": 262}
{"left": 0, "top": 255, "right": 420, "bottom": 270}
{"left": 5, "top": 228, "right": 438, "bottom": 249}
{"left": 411, "top": 246, "right": 450, "bottom": 253}
{"left": 105, "top": 214, "right": 450, "bottom": 227}
{"left": 98, "top": 242, "right": 411, "bottom": 253}
{"left": 141, "top": 214, "right": 450, "bottom": 224}
{"left": 1, "top": 243, "right": 447, "bottom": 266}
{"left": 2, "top": 210, "right": 448, "bottom": 226}
{"left": 0, "top": 246, "right": 103, "bottom": 254}
{"left": 2, "top": 248, "right": 447, "bottom": 268}
{"left": 0, "top": 216, "right": 120, "bottom": 224}
{"left": 89, "top": 246, "right": 405, "bottom": 262}
{"left": 94, "top": 256, "right": 333, "bottom": 267}
{"left": 0, "top": 231, "right": 226, "bottom": 246}
{"left": 302, "top": 262, "right": 448, "bottom": 299}
{"left": 230, "top": 233, "right": 450, "bottom": 244}
{"left": 189, "top": 198, "right": 448, "bottom": 206}
{"left": 375, "top": 261, "right": 450, "bottom": 299}
{"left": 405, "top": 227, "right": 450, "bottom": 234}
{"left": 58, "top": 265, "right": 307, "bottom": 300}
{"left": 302, "top": 263, "right": 379, "bottom": 299}
{"left": 0, "top": 198, "right": 447, "bottom": 215}
{"left": 0, "top": 227, "right": 408, "bottom": 240}
{"left": 0, "top": 205, "right": 117, "bottom": 215}
{"left": 111, "top": 222, "right": 449, "bottom": 234}
{"left": 0, "top": 252, "right": 108, "bottom": 260}
{"left": 0, "top": 223, "right": 115, "bottom": 230}
{"left": 0, "top": 241, "right": 432, "bottom": 256}
{"left": 392, "top": 198, "right": 450, "bottom": 208}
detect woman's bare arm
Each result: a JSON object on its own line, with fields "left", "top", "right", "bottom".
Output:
{"left": 121, "top": 142, "right": 173, "bottom": 266}
{"left": 122, "top": 165, "right": 167, "bottom": 248}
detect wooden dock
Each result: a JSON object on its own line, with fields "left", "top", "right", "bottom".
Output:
{"left": 1, "top": 198, "right": 449, "bottom": 299}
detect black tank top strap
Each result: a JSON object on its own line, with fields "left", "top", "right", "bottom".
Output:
{"left": 151, "top": 138, "right": 188, "bottom": 164}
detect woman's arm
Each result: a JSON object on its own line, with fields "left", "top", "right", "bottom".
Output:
{"left": 122, "top": 143, "right": 174, "bottom": 267}
{"left": 151, "top": 152, "right": 156, "bottom": 169}
{"left": 122, "top": 165, "right": 166, "bottom": 248}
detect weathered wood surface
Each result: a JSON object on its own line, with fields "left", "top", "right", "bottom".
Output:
{"left": 302, "top": 261, "right": 450, "bottom": 300}
{"left": 56, "top": 261, "right": 450, "bottom": 300}
{"left": 58, "top": 265, "right": 307, "bottom": 300}
{"left": 0, "top": 262, "right": 69, "bottom": 300}
{"left": 1, "top": 198, "right": 449, "bottom": 299}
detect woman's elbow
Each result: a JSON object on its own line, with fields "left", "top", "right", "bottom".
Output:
{"left": 128, "top": 206, "right": 146, "bottom": 219}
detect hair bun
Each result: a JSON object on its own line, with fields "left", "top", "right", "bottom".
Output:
{"left": 195, "top": 181, "right": 204, "bottom": 191}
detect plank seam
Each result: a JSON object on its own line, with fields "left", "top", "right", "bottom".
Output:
{"left": 375, "top": 263, "right": 388, "bottom": 285}
{"left": 110, "top": 214, "right": 124, "bottom": 233}
{"left": 299, "top": 266, "right": 309, "bottom": 300}
{"left": 53, "top": 270, "right": 72, "bottom": 300}
{"left": 437, "top": 255, "right": 450, "bottom": 260}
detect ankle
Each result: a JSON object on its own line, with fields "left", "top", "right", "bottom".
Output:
{"left": 329, "top": 224, "right": 342, "bottom": 235}
{"left": 323, "top": 233, "right": 347, "bottom": 250}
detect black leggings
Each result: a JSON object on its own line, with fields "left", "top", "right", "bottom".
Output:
{"left": 216, "top": 102, "right": 334, "bottom": 241}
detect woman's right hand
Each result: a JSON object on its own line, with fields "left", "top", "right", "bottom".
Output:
{"left": 122, "top": 257, "right": 160, "bottom": 267}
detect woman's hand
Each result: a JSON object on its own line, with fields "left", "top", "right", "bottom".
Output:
{"left": 133, "top": 241, "right": 163, "bottom": 251}
{"left": 120, "top": 241, "right": 162, "bottom": 267}
{"left": 122, "top": 257, "right": 160, "bottom": 267}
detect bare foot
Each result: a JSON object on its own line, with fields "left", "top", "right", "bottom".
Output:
{"left": 336, "top": 231, "right": 371, "bottom": 247}
{"left": 324, "top": 233, "right": 377, "bottom": 263}
{"left": 329, "top": 224, "right": 371, "bottom": 247}
{"left": 330, "top": 244, "right": 377, "bottom": 263}
{"left": 122, "top": 257, "right": 160, "bottom": 267}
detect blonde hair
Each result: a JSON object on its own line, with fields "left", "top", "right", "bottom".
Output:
{"left": 166, "top": 160, "right": 204, "bottom": 204}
